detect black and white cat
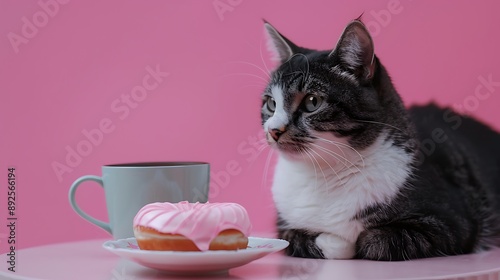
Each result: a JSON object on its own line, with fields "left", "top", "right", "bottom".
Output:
{"left": 261, "top": 19, "right": 500, "bottom": 261}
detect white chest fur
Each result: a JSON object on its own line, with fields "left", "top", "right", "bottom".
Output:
{"left": 271, "top": 134, "right": 413, "bottom": 258}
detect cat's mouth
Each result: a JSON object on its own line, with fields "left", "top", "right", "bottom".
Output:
{"left": 272, "top": 141, "right": 307, "bottom": 155}
{"left": 276, "top": 143, "right": 299, "bottom": 153}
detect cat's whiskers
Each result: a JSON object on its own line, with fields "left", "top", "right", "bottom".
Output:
{"left": 314, "top": 136, "right": 365, "bottom": 168}
{"left": 261, "top": 148, "right": 275, "bottom": 191}
{"left": 310, "top": 143, "right": 372, "bottom": 188}
{"left": 310, "top": 144, "right": 360, "bottom": 185}
{"left": 305, "top": 148, "right": 327, "bottom": 190}
{"left": 310, "top": 143, "right": 363, "bottom": 174}
{"left": 220, "top": 71, "right": 268, "bottom": 91}
{"left": 301, "top": 148, "right": 320, "bottom": 190}
{"left": 257, "top": 143, "right": 267, "bottom": 152}
{"left": 226, "top": 60, "right": 271, "bottom": 79}
{"left": 256, "top": 138, "right": 270, "bottom": 153}
{"left": 256, "top": 137, "right": 268, "bottom": 144}
{"left": 317, "top": 138, "right": 348, "bottom": 161}
{"left": 244, "top": 133, "right": 276, "bottom": 172}
{"left": 246, "top": 142, "right": 271, "bottom": 172}
{"left": 307, "top": 148, "right": 345, "bottom": 193}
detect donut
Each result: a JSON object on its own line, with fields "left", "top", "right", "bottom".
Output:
{"left": 133, "top": 201, "right": 251, "bottom": 251}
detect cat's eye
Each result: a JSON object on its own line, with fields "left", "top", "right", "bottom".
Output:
{"left": 303, "top": 95, "right": 323, "bottom": 112}
{"left": 266, "top": 97, "right": 276, "bottom": 112}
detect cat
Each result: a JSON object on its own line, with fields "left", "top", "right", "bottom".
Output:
{"left": 261, "top": 18, "right": 500, "bottom": 261}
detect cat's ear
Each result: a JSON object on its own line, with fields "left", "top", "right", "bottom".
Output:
{"left": 264, "top": 20, "right": 300, "bottom": 63}
{"left": 330, "top": 20, "right": 376, "bottom": 80}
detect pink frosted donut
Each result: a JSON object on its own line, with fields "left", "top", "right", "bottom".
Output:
{"left": 133, "top": 201, "right": 252, "bottom": 251}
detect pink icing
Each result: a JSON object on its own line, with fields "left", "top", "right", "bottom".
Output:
{"left": 133, "top": 201, "right": 252, "bottom": 251}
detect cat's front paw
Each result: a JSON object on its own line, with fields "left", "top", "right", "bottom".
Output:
{"left": 279, "top": 228, "right": 325, "bottom": 259}
{"left": 315, "top": 233, "right": 356, "bottom": 259}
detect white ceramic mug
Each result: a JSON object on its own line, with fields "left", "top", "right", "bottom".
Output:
{"left": 69, "top": 162, "right": 209, "bottom": 239}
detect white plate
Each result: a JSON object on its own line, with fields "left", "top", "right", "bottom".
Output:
{"left": 103, "top": 237, "right": 289, "bottom": 274}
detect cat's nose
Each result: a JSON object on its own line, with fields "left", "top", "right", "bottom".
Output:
{"left": 269, "top": 127, "right": 286, "bottom": 141}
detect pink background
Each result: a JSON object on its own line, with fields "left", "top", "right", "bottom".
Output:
{"left": 1, "top": 0, "right": 500, "bottom": 251}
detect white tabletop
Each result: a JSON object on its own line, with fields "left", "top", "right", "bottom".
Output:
{"left": 1, "top": 239, "right": 500, "bottom": 280}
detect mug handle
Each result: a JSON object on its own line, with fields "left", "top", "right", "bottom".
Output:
{"left": 69, "top": 175, "right": 111, "bottom": 234}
